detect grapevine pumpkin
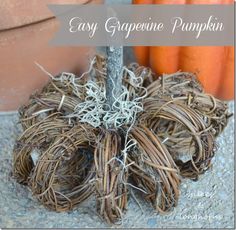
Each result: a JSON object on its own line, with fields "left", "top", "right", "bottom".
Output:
{"left": 133, "top": 0, "right": 234, "bottom": 100}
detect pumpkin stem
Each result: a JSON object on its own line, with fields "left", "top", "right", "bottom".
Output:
{"left": 105, "top": 46, "right": 123, "bottom": 128}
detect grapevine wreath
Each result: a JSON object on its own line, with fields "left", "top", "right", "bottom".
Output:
{"left": 13, "top": 49, "right": 231, "bottom": 224}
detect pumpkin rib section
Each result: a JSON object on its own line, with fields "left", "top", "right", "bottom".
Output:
{"left": 217, "top": 47, "right": 234, "bottom": 100}
{"left": 150, "top": 46, "right": 180, "bottom": 75}
{"left": 133, "top": 0, "right": 153, "bottom": 66}
{"left": 134, "top": 46, "right": 150, "bottom": 66}
{"left": 149, "top": 0, "right": 185, "bottom": 75}
{"left": 133, "top": 0, "right": 153, "bottom": 4}
{"left": 154, "top": 0, "right": 185, "bottom": 4}
{"left": 179, "top": 46, "right": 225, "bottom": 96}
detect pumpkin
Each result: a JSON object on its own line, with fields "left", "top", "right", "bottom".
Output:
{"left": 133, "top": 0, "right": 234, "bottom": 100}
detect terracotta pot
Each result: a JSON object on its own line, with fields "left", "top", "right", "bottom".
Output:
{"left": 0, "top": 0, "right": 102, "bottom": 111}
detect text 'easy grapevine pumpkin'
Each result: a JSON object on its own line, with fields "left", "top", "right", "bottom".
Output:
{"left": 133, "top": 0, "right": 234, "bottom": 100}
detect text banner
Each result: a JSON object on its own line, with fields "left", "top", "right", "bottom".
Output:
{"left": 49, "top": 4, "right": 234, "bottom": 46}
